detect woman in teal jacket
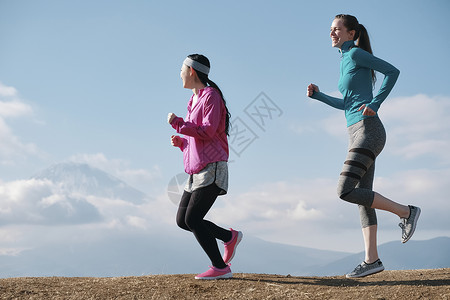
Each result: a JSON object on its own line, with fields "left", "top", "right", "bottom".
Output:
{"left": 307, "top": 14, "right": 421, "bottom": 278}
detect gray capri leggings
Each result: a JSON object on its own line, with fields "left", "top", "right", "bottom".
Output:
{"left": 337, "top": 116, "right": 386, "bottom": 228}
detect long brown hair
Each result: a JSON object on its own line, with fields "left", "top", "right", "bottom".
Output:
{"left": 335, "top": 14, "right": 376, "bottom": 85}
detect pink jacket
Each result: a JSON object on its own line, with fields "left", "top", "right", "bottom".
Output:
{"left": 171, "top": 87, "right": 229, "bottom": 175}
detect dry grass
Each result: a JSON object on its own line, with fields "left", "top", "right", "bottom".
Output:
{"left": 0, "top": 268, "right": 449, "bottom": 299}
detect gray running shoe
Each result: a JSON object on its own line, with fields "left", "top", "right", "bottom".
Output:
{"left": 399, "top": 205, "right": 421, "bottom": 243}
{"left": 346, "top": 259, "right": 384, "bottom": 278}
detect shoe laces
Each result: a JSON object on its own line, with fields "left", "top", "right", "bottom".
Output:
{"left": 353, "top": 262, "right": 365, "bottom": 272}
{"left": 399, "top": 219, "right": 408, "bottom": 239}
{"left": 398, "top": 216, "right": 407, "bottom": 229}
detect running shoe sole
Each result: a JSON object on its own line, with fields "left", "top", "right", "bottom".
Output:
{"left": 346, "top": 265, "right": 384, "bottom": 278}
{"left": 346, "top": 260, "right": 385, "bottom": 278}
{"left": 195, "top": 272, "right": 233, "bottom": 280}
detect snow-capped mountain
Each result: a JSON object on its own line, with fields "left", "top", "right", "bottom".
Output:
{"left": 32, "top": 162, "right": 151, "bottom": 204}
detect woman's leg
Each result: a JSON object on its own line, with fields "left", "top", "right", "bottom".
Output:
{"left": 371, "top": 193, "right": 409, "bottom": 218}
{"left": 337, "top": 118, "right": 409, "bottom": 215}
{"left": 177, "top": 189, "right": 232, "bottom": 241}
{"left": 183, "top": 184, "right": 230, "bottom": 269}
{"left": 338, "top": 118, "right": 383, "bottom": 266}
{"left": 176, "top": 190, "right": 193, "bottom": 231}
{"left": 357, "top": 162, "right": 379, "bottom": 263}
{"left": 339, "top": 118, "right": 420, "bottom": 277}
{"left": 362, "top": 224, "right": 378, "bottom": 263}
{"left": 337, "top": 146, "right": 378, "bottom": 207}
{"left": 338, "top": 148, "right": 384, "bottom": 278}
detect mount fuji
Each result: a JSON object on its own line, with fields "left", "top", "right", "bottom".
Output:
{"left": 32, "top": 162, "right": 151, "bottom": 204}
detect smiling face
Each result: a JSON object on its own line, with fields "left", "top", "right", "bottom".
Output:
{"left": 330, "top": 18, "right": 355, "bottom": 49}
{"left": 180, "top": 64, "right": 193, "bottom": 89}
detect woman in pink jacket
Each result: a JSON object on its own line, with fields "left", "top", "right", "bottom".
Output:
{"left": 168, "top": 54, "right": 242, "bottom": 280}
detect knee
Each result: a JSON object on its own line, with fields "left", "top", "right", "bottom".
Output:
{"left": 176, "top": 212, "right": 199, "bottom": 231}
{"left": 337, "top": 185, "right": 352, "bottom": 201}
{"left": 338, "top": 191, "right": 351, "bottom": 201}
{"left": 176, "top": 214, "right": 190, "bottom": 231}
{"left": 184, "top": 216, "right": 199, "bottom": 231}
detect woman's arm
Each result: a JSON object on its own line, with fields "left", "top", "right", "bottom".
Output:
{"left": 307, "top": 83, "right": 344, "bottom": 110}
{"left": 352, "top": 49, "right": 400, "bottom": 111}
{"left": 170, "top": 135, "right": 187, "bottom": 151}
{"left": 170, "top": 93, "right": 223, "bottom": 140}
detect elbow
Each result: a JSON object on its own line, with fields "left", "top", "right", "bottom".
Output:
{"left": 385, "top": 67, "right": 400, "bottom": 84}
{"left": 393, "top": 67, "right": 400, "bottom": 79}
{"left": 200, "top": 125, "right": 218, "bottom": 140}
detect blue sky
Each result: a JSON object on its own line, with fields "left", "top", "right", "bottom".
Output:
{"left": 0, "top": 0, "right": 449, "bottom": 259}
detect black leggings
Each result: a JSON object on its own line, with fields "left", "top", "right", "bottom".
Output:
{"left": 176, "top": 183, "right": 232, "bottom": 269}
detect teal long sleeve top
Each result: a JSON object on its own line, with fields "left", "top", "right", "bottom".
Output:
{"left": 310, "top": 40, "right": 400, "bottom": 127}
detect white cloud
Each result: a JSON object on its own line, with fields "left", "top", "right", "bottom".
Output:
{"left": 293, "top": 94, "right": 450, "bottom": 165}
{"left": 0, "top": 82, "right": 33, "bottom": 119}
{"left": 208, "top": 177, "right": 361, "bottom": 251}
{"left": 0, "top": 248, "right": 27, "bottom": 256}
{"left": 0, "top": 82, "right": 40, "bottom": 164}
{"left": 374, "top": 168, "right": 450, "bottom": 219}
{"left": 0, "top": 172, "right": 168, "bottom": 230}
{"left": 248, "top": 93, "right": 450, "bottom": 251}
{"left": 203, "top": 166, "right": 450, "bottom": 252}
{"left": 0, "top": 82, "right": 18, "bottom": 98}
{"left": 0, "top": 100, "right": 33, "bottom": 118}
{"left": 381, "top": 94, "right": 450, "bottom": 164}
{"left": 0, "top": 227, "right": 23, "bottom": 243}
{"left": 126, "top": 215, "right": 148, "bottom": 229}
{"left": 289, "top": 200, "right": 323, "bottom": 220}
{"left": 0, "top": 118, "right": 39, "bottom": 160}
{"left": 0, "top": 179, "right": 101, "bottom": 226}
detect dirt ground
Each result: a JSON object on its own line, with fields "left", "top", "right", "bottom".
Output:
{"left": 0, "top": 268, "right": 449, "bottom": 300}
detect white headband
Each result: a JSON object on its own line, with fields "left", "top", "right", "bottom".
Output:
{"left": 183, "top": 57, "right": 210, "bottom": 75}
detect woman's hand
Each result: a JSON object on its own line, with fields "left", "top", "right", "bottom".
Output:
{"left": 167, "top": 113, "right": 177, "bottom": 124}
{"left": 307, "top": 84, "right": 319, "bottom": 97}
{"left": 358, "top": 104, "right": 376, "bottom": 116}
{"left": 171, "top": 135, "right": 182, "bottom": 147}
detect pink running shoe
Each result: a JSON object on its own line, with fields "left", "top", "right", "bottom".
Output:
{"left": 223, "top": 228, "right": 243, "bottom": 264}
{"left": 194, "top": 265, "right": 232, "bottom": 280}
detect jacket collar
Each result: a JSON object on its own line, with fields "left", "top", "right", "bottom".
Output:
{"left": 339, "top": 40, "right": 356, "bottom": 54}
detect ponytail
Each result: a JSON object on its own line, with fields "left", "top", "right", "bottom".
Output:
{"left": 355, "top": 24, "right": 372, "bottom": 54}
{"left": 186, "top": 54, "right": 231, "bottom": 136}
{"left": 356, "top": 24, "right": 376, "bottom": 85}
{"left": 335, "top": 14, "right": 377, "bottom": 85}
{"left": 206, "top": 78, "right": 231, "bottom": 136}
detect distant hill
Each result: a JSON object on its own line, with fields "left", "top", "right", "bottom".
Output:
{"left": 0, "top": 231, "right": 351, "bottom": 278}
{"left": 0, "top": 232, "right": 448, "bottom": 278}
{"left": 0, "top": 162, "right": 448, "bottom": 279}
{"left": 316, "top": 236, "right": 450, "bottom": 276}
